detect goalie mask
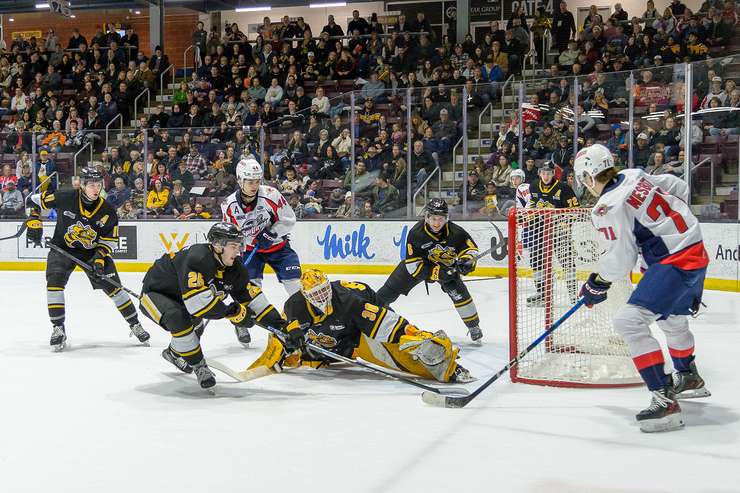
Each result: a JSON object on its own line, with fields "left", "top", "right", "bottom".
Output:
{"left": 300, "top": 269, "right": 332, "bottom": 313}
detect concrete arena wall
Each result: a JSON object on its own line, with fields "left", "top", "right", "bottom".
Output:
{"left": 0, "top": 220, "right": 737, "bottom": 292}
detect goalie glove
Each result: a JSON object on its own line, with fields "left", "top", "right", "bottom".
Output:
{"left": 90, "top": 249, "right": 107, "bottom": 279}
{"left": 25, "top": 209, "right": 43, "bottom": 246}
{"left": 281, "top": 327, "right": 306, "bottom": 353}
{"left": 580, "top": 273, "right": 611, "bottom": 308}
{"left": 454, "top": 255, "right": 476, "bottom": 276}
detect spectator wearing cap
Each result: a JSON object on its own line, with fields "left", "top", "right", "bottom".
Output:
{"left": 334, "top": 191, "right": 356, "bottom": 218}
{"left": 551, "top": 135, "right": 572, "bottom": 170}
{"left": 432, "top": 108, "right": 457, "bottom": 154}
{"left": 172, "top": 160, "right": 195, "bottom": 191}
{"left": 459, "top": 170, "right": 486, "bottom": 212}
{"left": 0, "top": 179, "right": 24, "bottom": 218}
{"left": 322, "top": 15, "right": 345, "bottom": 38}
{"left": 633, "top": 132, "right": 653, "bottom": 169}
{"left": 701, "top": 76, "right": 728, "bottom": 108}
{"left": 35, "top": 150, "right": 58, "bottom": 191}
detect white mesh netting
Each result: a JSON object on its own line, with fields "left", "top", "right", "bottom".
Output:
{"left": 509, "top": 208, "right": 642, "bottom": 387}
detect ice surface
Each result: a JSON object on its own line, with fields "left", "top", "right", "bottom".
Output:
{"left": 1, "top": 271, "right": 739, "bottom": 492}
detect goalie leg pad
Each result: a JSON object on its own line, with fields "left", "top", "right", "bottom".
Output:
{"left": 395, "top": 331, "right": 459, "bottom": 382}
{"left": 248, "top": 334, "right": 287, "bottom": 372}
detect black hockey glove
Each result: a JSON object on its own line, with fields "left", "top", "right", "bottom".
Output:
{"left": 225, "top": 302, "right": 251, "bottom": 327}
{"left": 455, "top": 255, "right": 476, "bottom": 276}
{"left": 281, "top": 327, "right": 306, "bottom": 353}
{"left": 256, "top": 229, "right": 279, "bottom": 250}
{"left": 580, "top": 273, "right": 611, "bottom": 308}
{"left": 25, "top": 209, "right": 43, "bottom": 247}
{"left": 91, "top": 249, "right": 107, "bottom": 279}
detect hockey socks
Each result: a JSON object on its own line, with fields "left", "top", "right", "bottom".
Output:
{"left": 633, "top": 350, "right": 670, "bottom": 391}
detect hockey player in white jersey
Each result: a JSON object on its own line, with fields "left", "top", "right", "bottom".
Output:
{"left": 574, "top": 144, "right": 710, "bottom": 433}
{"left": 221, "top": 157, "right": 301, "bottom": 346}
{"left": 511, "top": 169, "right": 530, "bottom": 209}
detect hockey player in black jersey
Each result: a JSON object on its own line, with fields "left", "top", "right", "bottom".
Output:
{"left": 375, "top": 198, "right": 483, "bottom": 342}
{"left": 139, "top": 222, "right": 287, "bottom": 390}
{"left": 26, "top": 167, "right": 149, "bottom": 351}
{"left": 524, "top": 161, "right": 581, "bottom": 306}
{"left": 263, "top": 269, "right": 473, "bottom": 383}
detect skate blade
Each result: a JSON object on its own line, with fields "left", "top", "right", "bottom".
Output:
{"left": 239, "top": 342, "right": 250, "bottom": 349}
{"left": 639, "top": 413, "right": 685, "bottom": 433}
{"left": 52, "top": 342, "right": 66, "bottom": 352}
{"left": 676, "top": 387, "right": 711, "bottom": 399}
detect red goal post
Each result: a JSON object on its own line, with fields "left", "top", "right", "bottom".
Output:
{"left": 507, "top": 207, "right": 643, "bottom": 388}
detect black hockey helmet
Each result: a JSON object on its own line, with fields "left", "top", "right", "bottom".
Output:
{"left": 207, "top": 222, "right": 244, "bottom": 247}
{"left": 424, "top": 198, "right": 449, "bottom": 218}
{"left": 81, "top": 167, "right": 104, "bottom": 184}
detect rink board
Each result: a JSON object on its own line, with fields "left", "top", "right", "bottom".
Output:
{"left": 0, "top": 220, "right": 737, "bottom": 291}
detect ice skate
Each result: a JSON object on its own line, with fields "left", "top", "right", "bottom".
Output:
{"left": 467, "top": 325, "right": 483, "bottom": 344}
{"left": 450, "top": 364, "right": 476, "bottom": 383}
{"left": 636, "top": 386, "right": 684, "bottom": 433}
{"left": 50, "top": 324, "right": 66, "bottom": 351}
{"left": 129, "top": 322, "right": 151, "bottom": 345}
{"left": 161, "top": 348, "right": 192, "bottom": 374}
{"left": 193, "top": 361, "right": 216, "bottom": 390}
{"left": 235, "top": 326, "right": 251, "bottom": 348}
{"left": 672, "top": 361, "right": 711, "bottom": 399}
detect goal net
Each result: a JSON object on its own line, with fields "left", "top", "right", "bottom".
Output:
{"left": 508, "top": 207, "right": 642, "bottom": 388}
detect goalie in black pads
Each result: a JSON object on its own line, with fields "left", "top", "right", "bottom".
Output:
{"left": 27, "top": 167, "right": 149, "bottom": 351}
{"left": 139, "top": 222, "right": 285, "bottom": 390}
{"left": 252, "top": 269, "right": 473, "bottom": 383}
{"left": 376, "top": 198, "right": 483, "bottom": 342}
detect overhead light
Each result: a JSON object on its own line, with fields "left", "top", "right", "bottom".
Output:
{"left": 70, "top": 14, "right": 76, "bottom": 18}
{"left": 8, "top": 17, "right": 14, "bottom": 21}
{"left": 310, "top": 2, "right": 346, "bottom": 7}
{"left": 134, "top": 10, "right": 141, "bottom": 14}
{"left": 235, "top": 6, "right": 271, "bottom": 11}
{"left": 35, "top": 2, "right": 47, "bottom": 8}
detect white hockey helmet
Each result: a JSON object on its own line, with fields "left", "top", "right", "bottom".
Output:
{"left": 236, "top": 156, "right": 263, "bottom": 183}
{"left": 510, "top": 169, "right": 525, "bottom": 183}
{"left": 573, "top": 143, "right": 614, "bottom": 190}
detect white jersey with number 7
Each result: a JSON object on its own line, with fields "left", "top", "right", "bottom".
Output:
{"left": 591, "top": 168, "right": 708, "bottom": 283}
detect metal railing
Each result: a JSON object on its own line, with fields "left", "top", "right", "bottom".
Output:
{"left": 500, "top": 74, "right": 515, "bottom": 124}
{"left": 450, "top": 135, "right": 464, "bottom": 193}
{"left": 105, "top": 113, "right": 123, "bottom": 150}
{"left": 412, "top": 164, "right": 442, "bottom": 214}
{"left": 541, "top": 28, "right": 551, "bottom": 70}
{"left": 183, "top": 44, "right": 199, "bottom": 78}
{"left": 133, "top": 88, "right": 150, "bottom": 124}
{"left": 477, "top": 102, "right": 492, "bottom": 158}
{"left": 159, "top": 63, "right": 174, "bottom": 99}
{"left": 72, "top": 142, "right": 92, "bottom": 176}
{"left": 690, "top": 156, "right": 715, "bottom": 205}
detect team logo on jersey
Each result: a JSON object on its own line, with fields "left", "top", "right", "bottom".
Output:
{"left": 427, "top": 244, "right": 457, "bottom": 266}
{"left": 307, "top": 329, "right": 338, "bottom": 348}
{"left": 593, "top": 204, "right": 611, "bottom": 216}
{"left": 64, "top": 221, "right": 97, "bottom": 249}
{"left": 63, "top": 211, "right": 76, "bottom": 219}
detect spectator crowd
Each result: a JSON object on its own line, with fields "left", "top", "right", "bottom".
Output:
{"left": 0, "top": 0, "right": 738, "bottom": 220}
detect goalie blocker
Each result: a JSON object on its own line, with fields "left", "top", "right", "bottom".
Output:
{"left": 249, "top": 270, "right": 475, "bottom": 384}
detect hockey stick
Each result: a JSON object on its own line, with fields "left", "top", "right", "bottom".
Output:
{"left": 260, "top": 325, "right": 470, "bottom": 396}
{"left": 206, "top": 358, "right": 276, "bottom": 382}
{"left": 0, "top": 172, "right": 59, "bottom": 242}
{"left": 422, "top": 298, "right": 586, "bottom": 408}
{"left": 47, "top": 243, "right": 141, "bottom": 300}
{"left": 463, "top": 276, "right": 503, "bottom": 283}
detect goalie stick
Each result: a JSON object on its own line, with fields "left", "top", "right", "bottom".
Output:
{"left": 421, "top": 298, "right": 586, "bottom": 408}
{"left": 206, "top": 359, "right": 276, "bottom": 382}
{"left": 259, "top": 325, "right": 470, "bottom": 396}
